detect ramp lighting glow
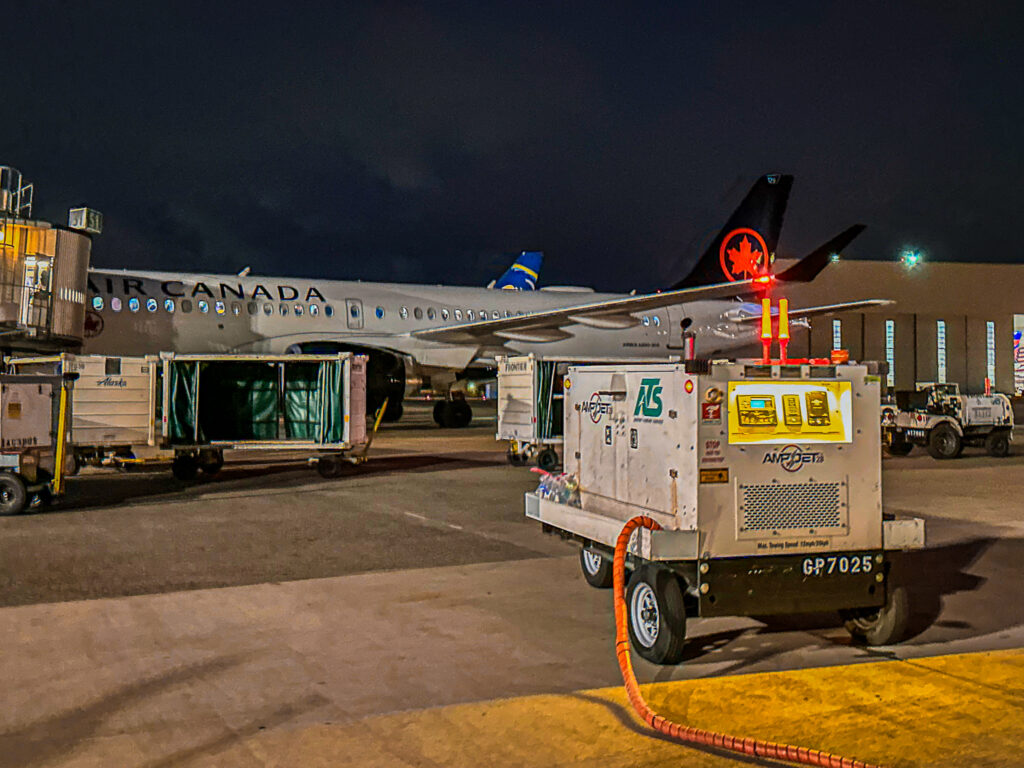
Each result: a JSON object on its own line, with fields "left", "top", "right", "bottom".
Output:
{"left": 829, "top": 252, "right": 840, "bottom": 263}
{"left": 901, "top": 249, "right": 923, "bottom": 268}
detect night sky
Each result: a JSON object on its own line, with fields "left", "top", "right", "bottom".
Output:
{"left": 4, "top": 1, "right": 1021, "bottom": 291}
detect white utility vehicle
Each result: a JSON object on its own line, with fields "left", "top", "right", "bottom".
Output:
{"left": 882, "top": 383, "right": 1013, "bottom": 459}
{"left": 526, "top": 359, "right": 925, "bottom": 664}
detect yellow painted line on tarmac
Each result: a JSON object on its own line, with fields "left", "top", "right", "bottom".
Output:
{"left": 236, "top": 649, "right": 1023, "bottom": 767}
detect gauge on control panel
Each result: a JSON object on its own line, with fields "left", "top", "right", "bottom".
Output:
{"left": 736, "top": 395, "right": 778, "bottom": 427}
{"left": 781, "top": 394, "right": 803, "bottom": 427}
{"left": 805, "top": 391, "right": 831, "bottom": 426}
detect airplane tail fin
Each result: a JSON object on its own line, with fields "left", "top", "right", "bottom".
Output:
{"left": 670, "top": 173, "right": 793, "bottom": 289}
{"left": 491, "top": 251, "right": 543, "bottom": 290}
{"left": 774, "top": 225, "right": 866, "bottom": 283}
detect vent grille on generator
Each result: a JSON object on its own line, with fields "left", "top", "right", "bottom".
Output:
{"left": 740, "top": 482, "right": 843, "bottom": 532}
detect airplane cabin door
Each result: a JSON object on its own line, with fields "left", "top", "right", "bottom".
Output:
{"left": 345, "top": 299, "right": 363, "bottom": 329}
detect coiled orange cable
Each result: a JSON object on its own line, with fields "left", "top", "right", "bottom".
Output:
{"left": 612, "top": 516, "right": 887, "bottom": 768}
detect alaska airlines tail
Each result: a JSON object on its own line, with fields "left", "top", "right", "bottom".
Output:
{"left": 670, "top": 174, "right": 793, "bottom": 289}
{"left": 491, "top": 251, "right": 543, "bottom": 290}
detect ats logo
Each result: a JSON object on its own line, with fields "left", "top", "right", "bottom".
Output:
{"left": 634, "top": 378, "right": 664, "bottom": 418}
{"left": 763, "top": 444, "right": 824, "bottom": 472}
{"left": 581, "top": 392, "right": 613, "bottom": 423}
{"left": 719, "top": 228, "right": 769, "bottom": 282}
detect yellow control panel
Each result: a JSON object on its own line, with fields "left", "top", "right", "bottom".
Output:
{"left": 726, "top": 381, "right": 852, "bottom": 444}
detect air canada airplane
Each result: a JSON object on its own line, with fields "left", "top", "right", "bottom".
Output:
{"left": 83, "top": 174, "right": 885, "bottom": 425}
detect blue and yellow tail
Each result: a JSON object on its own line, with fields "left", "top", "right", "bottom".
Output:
{"left": 492, "top": 251, "right": 543, "bottom": 290}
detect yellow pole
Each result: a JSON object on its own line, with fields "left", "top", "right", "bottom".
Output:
{"left": 52, "top": 381, "right": 69, "bottom": 495}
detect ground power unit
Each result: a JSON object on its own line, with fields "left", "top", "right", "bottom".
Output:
{"left": 526, "top": 359, "right": 925, "bottom": 664}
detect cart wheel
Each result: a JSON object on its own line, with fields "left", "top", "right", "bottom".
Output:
{"left": 0, "top": 473, "right": 28, "bottom": 516}
{"left": 842, "top": 585, "right": 910, "bottom": 646}
{"left": 64, "top": 451, "right": 81, "bottom": 477}
{"left": 171, "top": 455, "right": 199, "bottom": 482}
{"left": 200, "top": 451, "right": 224, "bottom": 475}
{"left": 985, "top": 430, "right": 1011, "bottom": 457}
{"left": 625, "top": 565, "right": 687, "bottom": 665}
{"left": 317, "top": 456, "right": 341, "bottom": 478}
{"left": 927, "top": 425, "right": 961, "bottom": 460}
{"left": 580, "top": 548, "right": 614, "bottom": 588}
{"left": 537, "top": 448, "right": 559, "bottom": 472}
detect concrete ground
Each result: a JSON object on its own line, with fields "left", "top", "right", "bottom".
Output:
{"left": 1, "top": 400, "right": 1022, "bottom": 767}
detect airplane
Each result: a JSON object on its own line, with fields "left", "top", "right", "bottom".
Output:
{"left": 82, "top": 174, "right": 885, "bottom": 427}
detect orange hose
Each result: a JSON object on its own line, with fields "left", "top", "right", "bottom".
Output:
{"left": 612, "top": 516, "right": 887, "bottom": 768}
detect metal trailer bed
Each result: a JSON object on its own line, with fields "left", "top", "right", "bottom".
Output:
{"left": 525, "top": 359, "right": 926, "bottom": 664}
{"left": 496, "top": 354, "right": 679, "bottom": 470}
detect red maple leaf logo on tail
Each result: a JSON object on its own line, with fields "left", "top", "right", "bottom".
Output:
{"left": 727, "top": 236, "right": 763, "bottom": 278}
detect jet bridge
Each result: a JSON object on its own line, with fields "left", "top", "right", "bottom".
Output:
{"left": 0, "top": 166, "right": 93, "bottom": 352}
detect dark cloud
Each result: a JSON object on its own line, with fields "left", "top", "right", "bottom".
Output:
{"left": 3, "top": 1, "right": 1022, "bottom": 290}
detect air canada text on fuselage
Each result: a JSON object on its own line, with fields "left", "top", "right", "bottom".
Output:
{"left": 88, "top": 276, "right": 326, "bottom": 302}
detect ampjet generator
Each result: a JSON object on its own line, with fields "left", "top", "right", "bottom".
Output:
{"left": 525, "top": 359, "right": 925, "bottom": 664}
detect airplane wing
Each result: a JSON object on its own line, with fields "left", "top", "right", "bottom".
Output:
{"left": 733, "top": 299, "right": 894, "bottom": 323}
{"left": 410, "top": 278, "right": 769, "bottom": 344}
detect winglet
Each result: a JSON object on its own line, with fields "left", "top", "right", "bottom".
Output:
{"left": 775, "top": 224, "right": 866, "bottom": 283}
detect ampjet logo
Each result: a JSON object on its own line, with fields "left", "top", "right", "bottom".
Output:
{"left": 633, "top": 378, "right": 664, "bottom": 418}
{"left": 581, "top": 392, "right": 613, "bottom": 423}
{"left": 762, "top": 444, "right": 824, "bottom": 473}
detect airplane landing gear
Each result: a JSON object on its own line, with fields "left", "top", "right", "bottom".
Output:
{"left": 433, "top": 399, "right": 472, "bottom": 428}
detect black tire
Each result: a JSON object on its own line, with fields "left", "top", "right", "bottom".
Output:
{"left": 985, "top": 430, "right": 1011, "bottom": 457}
{"left": 64, "top": 451, "right": 81, "bottom": 477}
{"left": 432, "top": 400, "right": 446, "bottom": 426}
{"left": 381, "top": 400, "right": 404, "bottom": 423}
{"left": 171, "top": 455, "right": 199, "bottom": 482}
{"left": 200, "top": 450, "right": 224, "bottom": 475}
{"left": 579, "top": 548, "right": 614, "bottom": 588}
{"left": 843, "top": 585, "right": 910, "bottom": 646}
{"left": 452, "top": 400, "right": 472, "bottom": 428}
{"left": 0, "top": 473, "right": 28, "bottom": 516}
{"left": 927, "top": 424, "right": 961, "bottom": 460}
{"left": 537, "top": 448, "right": 559, "bottom": 472}
{"left": 886, "top": 435, "right": 914, "bottom": 456}
{"left": 316, "top": 456, "right": 341, "bottom": 478}
{"left": 625, "top": 565, "right": 687, "bottom": 665}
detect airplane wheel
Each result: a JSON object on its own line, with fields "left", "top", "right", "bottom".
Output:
{"left": 381, "top": 400, "right": 404, "bottom": 423}
{"left": 433, "top": 401, "right": 447, "bottom": 426}
{"left": 452, "top": 400, "right": 472, "bottom": 428}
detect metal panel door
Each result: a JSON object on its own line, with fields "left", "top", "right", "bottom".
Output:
{"left": 345, "top": 299, "right": 363, "bottom": 330}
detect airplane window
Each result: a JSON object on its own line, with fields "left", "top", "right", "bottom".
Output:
{"left": 280, "top": 303, "right": 289, "bottom": 316}
{"left": 427, "top": 307, "right": 436, "bottom": 320}
{"left": 479, "top": 309, "right": 487, "bottom": 319}
{"left": 232, "top": 302, "right": 242, "bottom": 315}
{"left": 180, "top": 299, "right": 192, "bottom": 313}
{"left": 146, "top": 298, "right": 158, "bottom": 312}
{"left": 164, "top": 299, "right": 175, "bottom": 313}
{"left": 653, "top": 315, "right": 661, "bottom": 327}
{"left": 215, "top": 301, "right": 226, "bottom": 315}
{"left": 198, "top": 300, "right": 209, "bottom": 314}
{"left": 441, "top": 308, "right": 449, "bottom": 320}
{"left": 247, "top": 301, "right": 258, "bottom": 315}
{"left": 492, "top": 310, "right": 499, "bottom": 319}
{"left": 455, "top": 309, "right": 463, "bottom": 320}
{"left": 642, "top": 315, "right": 650, "bottom": 326}
{"left": 128, "top": 297, "right": 140, "bottom": 313}
{"left": 375, "top": 306, "right": 385, "bottom": 319}
{"left": 414, "top": 307, "right": 423, "bottom": 320}
{"left": 467, "top": 309, "right": 475, "bottom": 320}
{"left": 504, "top": 310, "right": 511, "bottom": 318}
{"left": 324, "top": 305, "right": 334, "bottom": 317}
{"left": 400, "top": 306, "right": 409, "bottom": 319}
{"left": 91, "top": 296, "right": 104, "bottom": 311}
{"left": 263, "top": 303, "right": 273, "bottom": 315}
{"left": 294, "top": 304, "right": 303, "bottom": 316}
{"left": 309, "top": 304, "right": 319, "bottom": 316}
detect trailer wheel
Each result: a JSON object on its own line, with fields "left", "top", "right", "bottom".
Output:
{"left": 842, "top": 586, "right": 910, "bottom": 646}
{"left": 626, "top": 565, "right": 687, "bottom": 665}
{"left": 927, "top": 424, "right": 961, "bottom": 460}
{"left": 537, "top": 448, "right": 559, "bottom": 472}
{"left": 316, "top": 456, "right": 341, "bottom": 478}
{"left": 0, "top": 474, "right": 28, "bottom": 516}
{"left": 580, "top": 548, "right": 614, "bottom": 588}
{"left": 171, "top": 455, "right": 199, "bottom": 482}
{"left": 64, "top": 451, "right": 81, "bottom": 477}
{"left": 200, "top": 451, "right": 224, "bottom": 475}
{"left": 985, "top": 430, "right": 1011, "bottom": 457}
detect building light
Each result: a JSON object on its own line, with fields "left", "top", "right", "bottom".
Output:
{"left": 832, "top": 319, "right": 842, "bottom": 350}
{"left": 885, "top": 319, "right": 895, "bottom": 387}
{"left": 900, "top": 249, "right": 923, "bottom": 269}
{"left": 937, "top": 320, "right": 947, "bottom": 383}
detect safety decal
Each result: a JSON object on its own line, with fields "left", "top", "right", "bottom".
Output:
{"left": 699, "top": 468, "right": 729, "bottom": 484}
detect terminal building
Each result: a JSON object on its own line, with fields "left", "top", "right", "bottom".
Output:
{"left": 777, "top": 259, "right": 1023, "bottom": 395}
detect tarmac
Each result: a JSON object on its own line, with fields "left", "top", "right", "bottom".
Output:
{"left": 1, "top": 401, "right": 1022, "bottom": 767}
